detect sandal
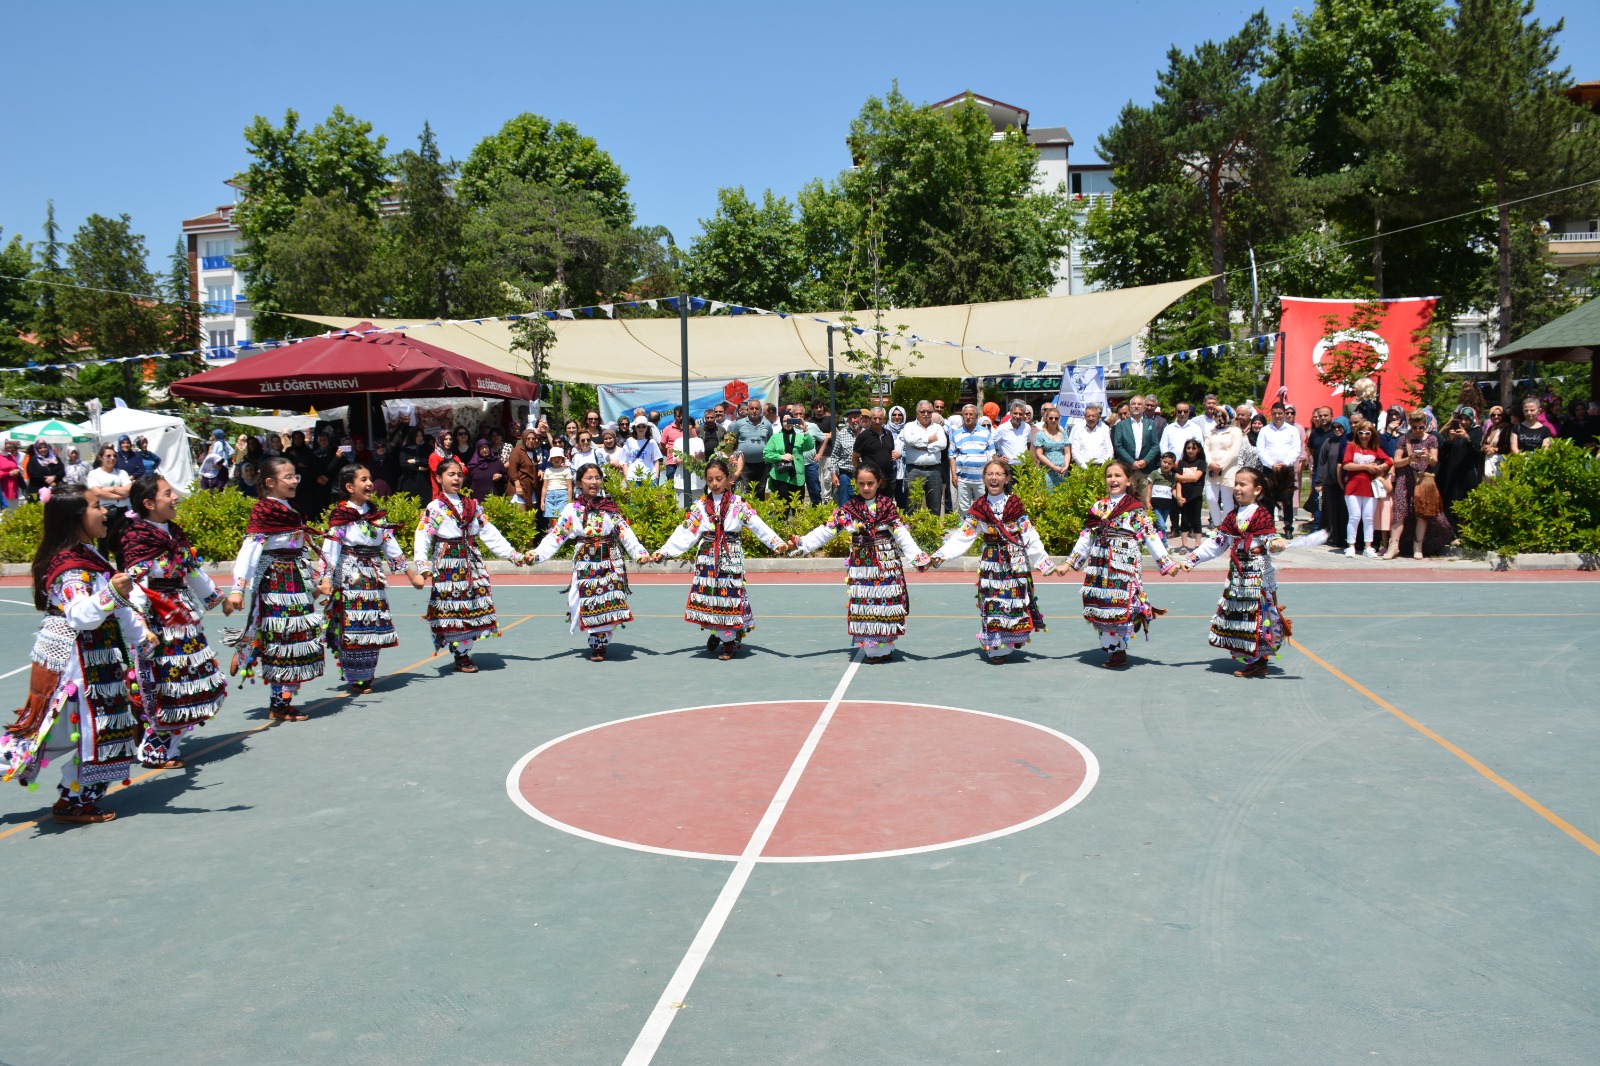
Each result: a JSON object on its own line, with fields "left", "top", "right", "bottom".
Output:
{"left": 1234, "top": 660, "right": 1270, "bottom": 678}
{"left": 454, "top": 654, "right": 479, "bottom": 674}
{"left": 52, "top": 804, "right": 116, "bottom": 825}
{"left": 141, "top": 758, "right": 185, "bottom": 770}
{"left": 717, "top": 642, "right": 735, "bottom": 661}
{"left": 1099, "top": 650, "right": 1128, "bottom": 669}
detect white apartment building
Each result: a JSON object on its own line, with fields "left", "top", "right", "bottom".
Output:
{"left": 180, "top": 191, "right": 251, "bottom": 358}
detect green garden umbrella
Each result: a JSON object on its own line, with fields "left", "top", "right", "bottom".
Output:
{"left": 6, "top": 418, "right": 96, "bottom": 445}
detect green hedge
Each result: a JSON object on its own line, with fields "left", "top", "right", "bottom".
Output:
{"left": 1454, "top": 439, "right": 1600, "bottom": 555}
{"left": 0, "top": 460, "right": 1125, "bottom": 564}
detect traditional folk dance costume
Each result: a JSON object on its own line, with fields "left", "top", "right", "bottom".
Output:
{"left": 530, "top": 494, "right": 650, "bottom": 659}
{"left": 794, "top": 494, "right": 929, "bottom": 662}
{"left": 414, "top": 492, "right": 520, "bottom": 667}
{"left": 321, "top": 501, "right": 409, "bottom": 687}
{"left": 657, "top": 491, "right": 788, "bottom": 658}
{"left": 3, "top": 546, "right": 149, "bottom": 821}
{"left": 1186, "top": 502, "right": 1291, "bottom": 677}
{"left": 1067, "top": 493, "right": 1178, "bottom": 663}
{"left": 119, "top": 514, "right": 227, "bottom": 767}
{"left": 232, "top": 497, "right": 326, "bottom": 716}
{"left": 930, "top": 494, "right": 1055, "bottom": 661}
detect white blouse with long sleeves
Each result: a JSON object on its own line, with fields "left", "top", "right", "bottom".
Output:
{"left": 321, "top": 502, "right": 408, "bottom": 574}
{"left": 230, "top": 498, "right": 317, "bottom": 595}
{"left": 530, "top": 501, "right": 649, "bottom": 564}
{"left": 931, "top": 494, "right": 1054, "bottom": 572}
{"left": 795, "top": 503, "right": 929, "bottom": 565}
{"left": 658, "top": 493, "right": 787, "bottom": 558}
{"left": 1186, "top": 503, "right": 1283, "bottom": 586}
{"left": 123, "top": 519, "right": 220, "bottom": 616}
{"left": 413, "top": 494, "right": 520, "bottom": 574}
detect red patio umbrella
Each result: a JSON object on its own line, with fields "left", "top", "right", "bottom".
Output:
{"left": 168, "top": 324, "right": 539, "bottom": 407}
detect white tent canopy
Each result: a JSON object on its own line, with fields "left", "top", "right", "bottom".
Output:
{"left": 78, "top": 406, "right": 200, "bottom": 494}
{"left": 291, "top": 277, "right": 1211, "bottom": 385}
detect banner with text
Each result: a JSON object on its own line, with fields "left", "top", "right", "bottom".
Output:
{"left": 599, "top": 375, "right": 778, "bottom": 424}
{"left": 1052, "top": 365, "right": 1107, "bottom": 421}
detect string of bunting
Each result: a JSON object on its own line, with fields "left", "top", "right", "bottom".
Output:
{"left": 1110, "top": 331, "right": 1285, "bottom": 377}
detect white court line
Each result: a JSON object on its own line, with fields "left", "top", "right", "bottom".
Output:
{"left": 0, "top": 663, "right": 29, "bottom": 681}
{"left": 0, "top": 598, "right": 35, "bottom": 606}
{"left": 620, "top": 651, "right": 864, "bottom": 1066}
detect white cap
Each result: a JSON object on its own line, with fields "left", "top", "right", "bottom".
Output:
{"left": 548, "top": 447, "right": 565, "bottom": 459}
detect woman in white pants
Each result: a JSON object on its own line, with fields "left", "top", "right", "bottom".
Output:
{"left": 1341, "top": 422, "right": 1391, "bottom": 557}
{"left": 1203, "top": 405, "right": 1244, "bottom": 529}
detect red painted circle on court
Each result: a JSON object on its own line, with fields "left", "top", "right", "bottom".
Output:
{"left": 509, "top": 701, "right": 1097, "bottom": 862}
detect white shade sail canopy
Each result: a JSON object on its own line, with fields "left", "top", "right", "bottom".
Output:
{"left": 290, "top": 277, "right": 1211, "bottom": 385}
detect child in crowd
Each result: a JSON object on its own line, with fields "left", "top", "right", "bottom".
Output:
{"left": 1181, "top": 467, "right": 1291, "bottom": 678}
{"left": 117, "top": 474, "right": 227, "bottom": 767}
{"left": 414, "top": 457, "right": 525, "bottom": 674}
{"left": 529, "top": 463, "right": 652, "bottom": 661}
{"left": 927, "top": 457, "right": 1056, "bottom": 662}
{"left": 541, "top": 448, "right": 572, "bottom": 524}
{"left": 649, "top": 457, "right": 796, "bottom": 660}
{"left": 322, "top": 463, "right": 426, "bottom": 694}
{"left": 1149, "top": 452, "right": 1178, "bottom": 542}
{"left": 1066, "top": 459, "right": 1179, "bottom": 668}
{"left": 3, "top": 488, "right": 148, "bottom": 823}
{"left": 225, "top": 456, "right": 330, "bottom": 721}
{"left": 790, "top": 462, "right": 930, "bottom": 664}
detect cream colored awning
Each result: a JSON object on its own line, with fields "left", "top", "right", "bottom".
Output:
{"left": 291, "top": 276, "right": 1211, "bottom": 384}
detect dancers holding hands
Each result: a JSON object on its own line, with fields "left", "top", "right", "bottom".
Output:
{"left": 925, "top": 458, "right": 1058, "bottom": 662}
{"left": 645, "top": 457, "right": 798, "bottom": 660}
{"left": 790, "top": 462, "right": 930, "bottom": 664}
{"left": 529, "top": 463, "right": 652, "bottom": 661}
{"left": 413, "top": 456, "right": 525, "bottom": 674}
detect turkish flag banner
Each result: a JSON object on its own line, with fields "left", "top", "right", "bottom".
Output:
{"left": 1266, "top": 296, "right": 1437, "bottom": 414}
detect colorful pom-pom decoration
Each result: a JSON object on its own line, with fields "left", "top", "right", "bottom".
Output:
{"left": 70, "top": 732, "right": 81, "bottom": 743}
{"left": 63, "top": 682, "right": 78, "bottom": 698}
{"left": 70, "top": 713, "right": 80, "bottom": 724}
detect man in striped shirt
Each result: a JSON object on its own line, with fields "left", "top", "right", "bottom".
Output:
{"left": 947, "top": 404, "right": 994, "bottom": 514}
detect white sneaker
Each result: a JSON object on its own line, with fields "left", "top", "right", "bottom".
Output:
{"left": 1363, "top": 548, "right": 1378, "bottom": 558}
{"left": 1343, "top": 547, "right": 1356, "bottom": 557}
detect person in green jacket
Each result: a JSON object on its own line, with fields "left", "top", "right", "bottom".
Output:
{"left": 763, "top": 407, "right": 815, "bottom": 503}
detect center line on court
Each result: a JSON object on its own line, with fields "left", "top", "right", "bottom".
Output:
{"left": 621, "top": 650, "right": 865, "bottom": 1066}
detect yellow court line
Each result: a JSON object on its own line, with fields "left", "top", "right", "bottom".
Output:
{"left": 0, "top": 615, "right": 534, "bottom": 843}
{"left": 1290, "top": 637, "right": 1600, "bottom": 859}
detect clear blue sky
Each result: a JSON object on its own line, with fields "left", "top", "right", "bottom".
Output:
{"left": 3, "top": 0, "right": 1596, "bottom": 270}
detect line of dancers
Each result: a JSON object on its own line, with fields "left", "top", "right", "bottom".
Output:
{"left": 3, "top": 453, "right": 1291, "bottom": 825}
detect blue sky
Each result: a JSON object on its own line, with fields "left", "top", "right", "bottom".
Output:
{"left": 3, "top": 0, "right": 1596, "bottom": 268}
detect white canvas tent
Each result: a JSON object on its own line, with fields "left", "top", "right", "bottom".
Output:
{"left": 292, "top": 277, "right": 1212, "bottom": 385}
{"left": 78, "top": 406, "right": 200, "bottom": 493}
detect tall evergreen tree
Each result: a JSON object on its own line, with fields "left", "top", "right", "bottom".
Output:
{"left": 61, "top": 214, "right": 167, "bottom": 405}
{"left": 391, "top": 121, "right": 468, "bottom": 318}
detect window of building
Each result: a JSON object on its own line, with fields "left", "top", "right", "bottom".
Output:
{"left": 205, "top": 284, "right": 233, "bottom": 304}
{"left": 203, "top": 239, "right": 233, "bottom": 258}
{"left": 208, "top": 328, "right": 235, "bottom": 353}
{"left": 1446, "top": 331, "right": 1484, "bottom": 372}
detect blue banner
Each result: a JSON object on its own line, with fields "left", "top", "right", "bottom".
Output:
{"left": 598, "top": 375, "right": 779, "bottom": 424}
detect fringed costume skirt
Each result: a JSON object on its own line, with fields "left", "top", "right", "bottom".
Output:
{"left": 845, "top": 533, "right": 909, "bottom": 645}
{"left": 569, "top": 538, "right": 633, "bottom": 634}
{"left": 73, "top": 617, "right": 140, "bottom": 786}
{"left": 1079, "top": 535, "right": 1158, "bottom": 640}
{"left": 136, "top": 577, "right": 226, "bottom": 728}
{"left": 684, "top": 541, "right": 753, "bottom": 635}
{"left": 1207, "top": 562, "right": 1291, "bottom": 662}
{"left": 245, "top": 552, "right": 325, "bottom": 685}
{"left": 426, "top": 538, "right": 498, "bottom": 649}
{"left": 975, "top": 537, "right": 1044, "bottom": 650}
{"left": 328, "top": 548, "right": 400, "bottom": 654}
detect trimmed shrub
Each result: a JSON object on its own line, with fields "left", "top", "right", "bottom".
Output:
{"left": 0, "top": 502, "right": 45, "bottom": 564}
{"left": 1455, "top": 439, "right": 1600, "bottom": 555}
{"left": 173, "top": 487, "right": 257, "bottom": 564}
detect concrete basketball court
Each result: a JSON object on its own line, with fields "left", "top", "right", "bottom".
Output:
{"left": 1, "top": 567, "right": 1596, "bottom": 1064}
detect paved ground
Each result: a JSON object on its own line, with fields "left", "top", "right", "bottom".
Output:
{"left": 1, "top": 571, "right": 1596, "bottom": 1065}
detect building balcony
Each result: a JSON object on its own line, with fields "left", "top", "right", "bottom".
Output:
{"left": 202, "top": 300, "right": 235, "bottom": 316}
{"left": 1548, "top": 230, "right": 1600, "bottom": 267}
{"left": 200, "top": 255, "right": 233, "bottom": 271}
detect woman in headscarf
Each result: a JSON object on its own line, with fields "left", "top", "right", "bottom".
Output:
{"left": 507, "top": 427, "right": 542, "bottom": 511}
{"left": 0, "top": 439, "right": 23, "bottom": 508}
{"left": 114, "top": 435, "right": 143, "bottom": 479}
{"left": 25, "top": 442, "right": 65, "bottom": 500}
{"left": 886, "top": 405, "right": 909, "bottom": 507}
{"left": 467, "top": 438, "right": 507, "bottom": 498}
{"left": 397, "top": 426, "right": 432, "bottom": 499}
{"left": 1202, "top": 403, "right": 1244, "bottom": 529}
{"left": 427, "top": 430, "right": 454, "bottom": 500}
{"left": 199, "top": 429, "right": 231, "bottom": 490}
{"left": 63, "top": 447, "right": 90, "bottom": 487}
{"left": 1315, "top": 416, "right": 1350, "bottom": 549}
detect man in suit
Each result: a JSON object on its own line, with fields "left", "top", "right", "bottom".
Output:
{"left": 1111, "top": 394, "right": 1159, "bottom": 475}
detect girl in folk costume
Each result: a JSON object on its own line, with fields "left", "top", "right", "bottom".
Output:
{"left": 790, "top": 463, "right": 930, "bottom": 664}
{"left": 1066, "top": 459, "right": 1180, "bottom": 669}
{"left": 321, "top": 464, "right": 426, "bottom": 695}
{"left": 223, "top": 457, "right": 331, "bottom": 722}
{"left": 413, "top": 457, "right": 525, "bottom": 673}
{"left": 648, "top": 457, "right": 797, "bottom": 661}
{"left": 926, "top": 458, "right": 1057, "bottom": 662}
{"left": 529, "top": 463, "right": 652, "bottom": 661}
{"left": 2, "top": 489, "right": 150, "bottom": 824}
{"left": 1179, "top": 467, "right": 1292, "bottom": 678}
{"left": 116, "top": 474, "right": 227, "bottom": 768}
